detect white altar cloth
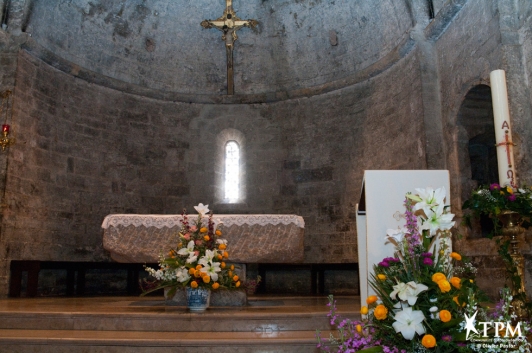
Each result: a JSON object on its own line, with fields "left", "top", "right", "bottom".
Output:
{"left": 101, "top": 214, "right": 305, "bottom": 229}
{"left": 101, "top": 214, "right": 305, "bottom": 264}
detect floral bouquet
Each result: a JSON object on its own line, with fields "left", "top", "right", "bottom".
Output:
{"left": 317, "top": 187, "right": 513, "bottom": 352}
{"left": 143, "top": 203, "right": 241, "bottom": 298}
{"left": 462, "top": 184, "right": 532, "bottom": 237}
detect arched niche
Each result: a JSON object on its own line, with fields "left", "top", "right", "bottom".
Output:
{"left": 456, "top": 84, "right": 497, "bottom": 237}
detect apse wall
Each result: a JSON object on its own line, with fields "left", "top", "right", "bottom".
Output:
{"left": 25, "top": 0, "right": 415, "bottom": 96}
{"left": 0, "top": 43, "right": 424, "bottom": 294}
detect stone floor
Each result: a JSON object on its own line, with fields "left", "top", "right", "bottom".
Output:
{"left": 0, "top": 295, "right": 360, "bottom": 353}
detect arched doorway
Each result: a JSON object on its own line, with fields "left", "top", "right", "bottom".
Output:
{"left": 456, "top": 84, "right": 497, "bottom": 237}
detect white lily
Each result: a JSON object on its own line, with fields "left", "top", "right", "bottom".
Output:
{"left": 420, "top": 203, "right": 455, "bottom": 236}
{"left": 390, "top": 281, "right": 428, "bottom": 305}
{"left": 198, "top": 250, "right": 216, "bottom": 267}
{"left": 412, "top": 187, "right": 447, "bottom": 214}
{"left": 175, "top": 267, "right": 191, "bottom": 283}
{"left": 216, "top": 239, "right": 228, "bottom": 245}
{"left": 177, "top": 240, "right": 198, "bottom": 263}
{"left": 194, "top": 203, "right": 210, "bottom": 216}
{"left": 385, "top": 227, "right": 408, "bottom": 245}
{"left": 202, "top": 261, "right": 222, "bottom": 282}
{"left": 392, "top": 307, "right": 426, "bottom": 340}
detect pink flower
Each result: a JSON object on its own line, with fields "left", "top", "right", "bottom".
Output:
{"left": 195, "top": 240, "right": 202, "bottom": 246}
{"left": 190, "top": 226, "right": 197, "bottom": 232}
{"left": 194, "top": 250, "right": 200, "bottom": 256}
{"left": 183, "top": 234, "right": 190, "bottom": 240}
{"left": 490, "top": 183, "right": 500, "bottom": 190}
{"left": 508, "top": 194, "right": 517, "bottom": 202}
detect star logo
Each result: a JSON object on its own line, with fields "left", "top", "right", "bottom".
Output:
{"left": 464, "top": 310, "right": 479, "bottom": 340}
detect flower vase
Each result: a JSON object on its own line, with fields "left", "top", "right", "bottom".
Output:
{"left": 185, "top": 287, "right": 211, "bottom": 312}
{"left": 498, "top": 210, "right": 528, "bottom": 321}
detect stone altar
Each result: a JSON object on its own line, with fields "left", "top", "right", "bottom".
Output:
{"left": 101, "top": 214, "right": 305, "bottom": 264}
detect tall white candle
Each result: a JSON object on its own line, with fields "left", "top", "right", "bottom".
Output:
{"left": 490, "top": 69, "right": 516, "bottom": 187}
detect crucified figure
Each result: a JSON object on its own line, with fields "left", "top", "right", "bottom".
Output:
{"left": 201, "top": 0, "right": 258, "bottom": 95}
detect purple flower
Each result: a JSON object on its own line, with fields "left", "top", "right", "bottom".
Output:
{"left": 508, "top": 194, "right": 517, "bottom": 202}
{"left": 490, "top": 183, "right": 500, "bottom": 190}
{"left": 422, "top": 257, "right": 433, "bottom": 266}
{"left": 378, "top": 261, "right": 389, "bottom": 268}
{"left": 442, "top": 334, "right": 452, "bottom": 342}
{"left": 422, "top": 252, "right": 432, "bottom": 257}
{"left": 383, "top": 257, "right": 400, "bottom": 263}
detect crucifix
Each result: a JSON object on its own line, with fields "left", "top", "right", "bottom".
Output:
{"left": 201, "top": 0, "right": 258, "bottom": 95}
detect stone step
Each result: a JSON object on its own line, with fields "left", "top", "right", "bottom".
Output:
{"left": 0, "top": 295, "right": 359, "bottom": 353}
{"left": 0, "top": 295, "right": 360, "bottom": 333}
{"left": 0, "top": 328, "right": 332, "bottom": 352}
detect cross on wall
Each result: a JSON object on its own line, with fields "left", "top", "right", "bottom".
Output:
{"left": 201, "top": 0, "right": 258, "bottom": 95}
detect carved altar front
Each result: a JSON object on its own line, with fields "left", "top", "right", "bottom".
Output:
{"left": 101, "top": 214, "right": 305, "bottom": 263}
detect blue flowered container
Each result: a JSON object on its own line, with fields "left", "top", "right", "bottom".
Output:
{"left": 186, "top": 287, "right": 211, "bottom": 312}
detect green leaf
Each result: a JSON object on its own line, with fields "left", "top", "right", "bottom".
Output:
{"left": 355, "top": 347, "right": 384, "bottom": 353}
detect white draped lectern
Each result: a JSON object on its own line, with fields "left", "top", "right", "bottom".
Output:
{"left": 356, "top": 170, "right": 451, "bottom": 307}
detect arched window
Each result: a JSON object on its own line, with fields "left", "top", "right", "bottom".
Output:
{"left": 224, "top": 141, "right": 240, "bottom": 202}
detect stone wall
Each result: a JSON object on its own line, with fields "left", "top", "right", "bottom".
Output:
{"left": 25, "top": 0, "right": 414, "bottom": 96}
{"left": 0, "top": 37, "right": 425, "bottom": 295}
{"left": 434, "top": 0, "right": 532, "bottom": 298}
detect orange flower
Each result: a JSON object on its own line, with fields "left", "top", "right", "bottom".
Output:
{"left": 366, "top": 295, "right": 378, "bottom": 305}
{"left": 374, "top": 304, "right": 388, "bottom": 320}
{"left": 215, "top": 230, "right": 222, "bottom": 236}
{"left": 356, "top": 324, "right": 362, "bottom": 333}
{"left": 219, "top": 244, "right": 227, "bottom": 250}
{"left": 450, "top": 252, "right": 462, "bottom": 261}
{"left": 450, "top": 277, "right": 461, "bottom": 289}
{"left": 221, "top": 262, "right": 226, "bottom": 269}
{"left": 439, "top": 310, "right": 452, "bottom": 323}
{"left": 453, "top": 296, "right": 466, "bottom": 307}
{"left": 507, "top": 186, "right": 514, "bottom": 194}
{"left": 212, "top": 282, "right": 220, "bottom": 289}
{"left": 421, "top": 334, "right": 436, "bottom": 348}
{"left": 360, "top": 306, "right": 369, "bottom": 315}
{"left": 204, "top": 235, "right": 210, "bottom": 241}
{"left": 233, "top": 275, "right": 239, "bottom": 282}
{"left": 188, "top": 268, "right": 195, "bottom": 275}
{"left": 223, "top": 251, "right": 229, "bottom": 258}
{"left": 438, "top": 280, "right": 451, "bottom": 293}
{"left": 200, "top": 227, "right": 208, "bottom": 233}
{"left": 217, "top": 254, "right": 223, "bottom": 260}
{"left": 194, "top": 270, "right": 202, "bottom": 278}
{"left": 202, "top": 275, "right": 210, "bottom": 283}
{"left": 190, "top": 281, "right": 198, "bottom": 288}
{"left": 377, "top": 274, "right": 386, "bottom": 280}
{"left": 168, "top": 249, "right": 177, "bottom": 258}
{"left": 195, "top": 265, "right": 203, "bottom": 270}
{"left": 432, "top": 272, "right": 446, "bottom": 283}
{"left": 236, "top": 281, "right": 241, "bottom": 287}
{"left": 230, "top": 265, "right": 235, "bottom": 270}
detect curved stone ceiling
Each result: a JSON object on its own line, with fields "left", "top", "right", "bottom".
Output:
{"left": 26, "top": 0, "right": 414, "bottom": 98}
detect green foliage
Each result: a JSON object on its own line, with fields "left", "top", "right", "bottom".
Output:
{"left": 462, "top": 184, "right": 532, "bottom": 237}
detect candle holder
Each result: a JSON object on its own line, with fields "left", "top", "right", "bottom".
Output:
{"left": 0, "top": 124, "right": 12, "bottom": 151}
{"left": 0, "top": 90, "right": 14, "bottom": 151}
{"left": 498, "top": 210, "right": 529, "bottom": 322}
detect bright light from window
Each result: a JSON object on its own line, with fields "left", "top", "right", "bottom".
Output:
{"left": 225, "top": 141, "right": 240, "bottom": 201}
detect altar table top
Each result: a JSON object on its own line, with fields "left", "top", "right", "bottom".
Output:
{"left": 102, "top": 214, "right": 305, "bottom": 264}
